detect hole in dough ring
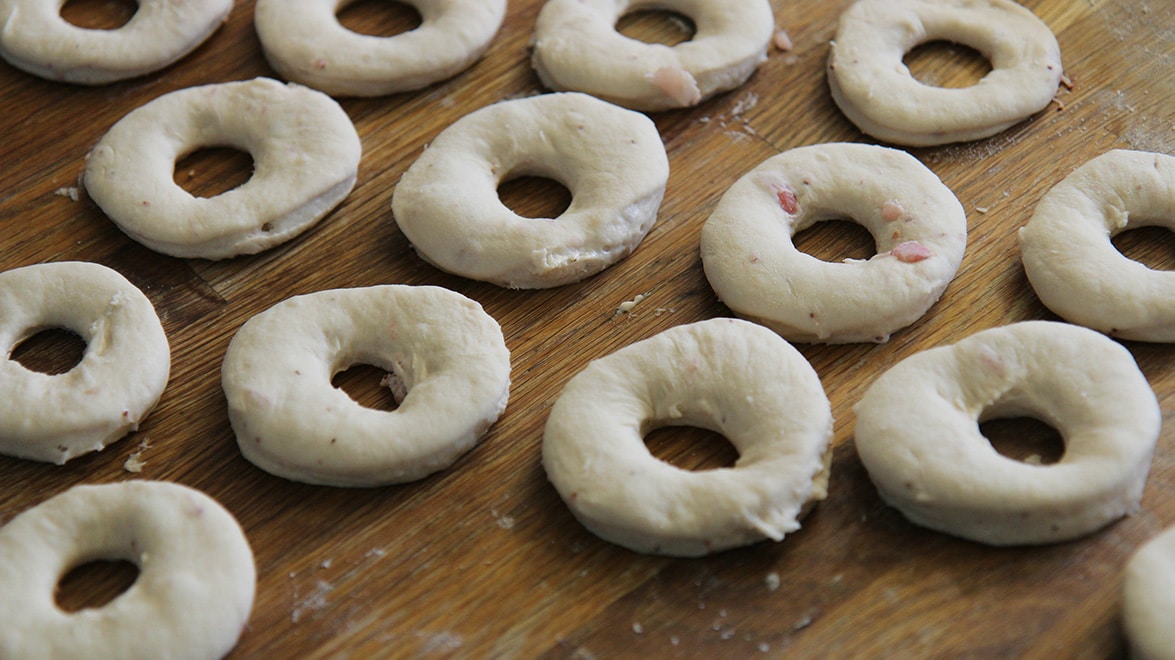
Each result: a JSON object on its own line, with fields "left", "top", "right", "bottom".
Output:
{"left": 222, "top": 284, "right": 511, "bottom": 487}
{"left": 531, "top": 0, "right": 774, "bottom": 111}
{"left": 542, "top": 318, "right": 833, "bottom": 557}
{"left": 254, "top": 0, "right": 507, "bottom": 97}
{"left": 700, "top": 142, "right": 967, "bottom": 344}
{"left": 853, "top": 321, "right": 1161, "bottom": 546}
{"left": 0, "top": 261, "right": 170, "bottom": 464}
{"left": 1019, "top": 150, "right": 1175, "bottom": 343}
{"left": 827, "top": 0, "right": 1063, "bottom": 146}
{"left": 1123, "top": 525, "right": 1175, "bottom": 660}
{"left": 84, "top": 77, "right": 361, "bottom": 260}
{"left": 0, "top": 0, "right": 231, "bottom": 84}
{"left": 391, "top": 92, "right": 669, "bottom": 289}
{"left": 0, "top": 480, "right": 256, "bottom": 659}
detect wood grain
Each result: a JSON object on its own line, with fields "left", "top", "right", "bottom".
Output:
{"left": 2, "top": 0, "right": 1174, "bottom": 657}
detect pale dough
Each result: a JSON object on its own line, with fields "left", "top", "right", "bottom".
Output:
{"left": 0, "top": 480, "right": 255, "bottom": 660}
{"left": 542, "top": 318, "right": 833, "bottom": 557}
{"left": 1020, "top": 149, "right": 1175, "bottom": 342}
{"left": 222, "top": 284, "right": 511, "bottom": 487}
{"left": 700, "top": 142, "right": 967, "bottom": 343}
{"left": 0, "top": 261, "right": 170, "bottom": 464}
{"left": 854, "top": 321, "right": 1161, "bottom": 546}
{"left": 84, "top": 77, "right": 361, "bottom": 260}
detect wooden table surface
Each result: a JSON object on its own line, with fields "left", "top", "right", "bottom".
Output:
{"left": 3, "top": 0, "right": 1175, "bottom": 657}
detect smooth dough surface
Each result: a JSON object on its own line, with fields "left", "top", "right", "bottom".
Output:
{"left": 854, "top": 321, "right": 1160, "bottom": 546}
{"left": 84, "top": 77, "right": 361, "bottom": 260}
{"left": 223, "top": 284, "right": 511, "bottom": 487}
{"left": 255, "top": 0, "right": 506, "bottom": 97}
{"left": 1019, "top": 149, "right": 1175, "bottom": 342}
{"left": 542, "top": 318, "right": 833, "bottom": 557}
{"left": 0, "top": 261, "right": 170, "bottom": 464}
{"left": 0, "top": 480, "right": 256, "bottom": 660}
{"left": 1124, "top": 525, "right": 1175, "bottom": 660}
{"left": 532, "top": 0, "right": 774, "bottom": 111}
{"left": 0, "top": 0, "right": 231, "bottom": 84}
{"left": 828, "top": 0, "right": 1063, "bottom": 146}
{"left": 700, "top": 142, "right": 967, "bottom": 343}
{"left": 391, "top": 92, "right": 669, "bottom": 288}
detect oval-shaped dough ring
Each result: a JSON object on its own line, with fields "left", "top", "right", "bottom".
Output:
{"left": 255, "top": 0, "right": 506, "bottom": 97}
{"left": 84, "top": 77, "right": 361, "bottom": 260}
{"left": 854, "top": 321, "right": 1161, "bottom": 546}
{"left": 1019, "top": 150, "right": 1175, "bottom": 342}
{"left": 531, "top": 0, "right": 774, "bottom": 111}
{"left": 827, "top": 0, "right": 1063, "bottom": 146}
{"left": 0, "top": 480, "right": 255, "bottom": 660}
{"left": 542, "top": 318, "right": 833, "bottom": 557}
{"left": 222, "top": 284, "right": 511, "bottom": 487}
{"left": 700, "top": 142, "right": 967, "bottom": 344}
{"left": 1123, "top": 525, "right": 1175, "bottom": 660}
{"left": 0, "top": 0, "right": 231, "bottom": 84}
{"left": 391, "top": 92, "right": 669, "bottom": 289}
{"left": 0, "top": 261, "right": 170, "bottom": 464}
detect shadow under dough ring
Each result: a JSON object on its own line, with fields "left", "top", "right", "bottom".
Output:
{"left": 854, "top": 321, "right": 1161, "bottom": 546}
{"left": 0, "top": 481, "right": 255, "bottom": 660}
{"left": 1019, "top": 150, "right": 1175, "bottom": 342}
{"left": 0, "top": 261, "right": 170, "bottom": 464}
{"left": 391, "top": 92, "right": 669, "bottom": 289}
{"left": 542, "top": 318, "right": 833, "bottom": 557}
{"left": 1123, "top": 525, "right": 1175, "bottom": 660}
{"left": 222, "top": 284, "right": 511, "bottom": 487}
{"left": 827, "top": 0, "right": 1063, "bottom": 146}
{"left": 84, "top": 77, "right": 361, "bottom": 260}
{"left": 531, "top": 0, "right": 774, "bottom": 111}
{"left": 0, "top": 0, "right": 231, "bottom": 84}
{"left": 700, "top": 142, "right": 967, "bottom": 344}
{"left": 254, "top": 0, "right": 507, "bottom": 97}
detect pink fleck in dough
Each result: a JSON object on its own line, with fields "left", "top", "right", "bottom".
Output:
{"left": 881, "top": 199, "right": 904, "bottom": 222}
{"left": 891, "top": 241, "right": 932, "bottom": 263}
{"left": 649, "top": 67, "right": 701, "bottom": 107}
{"left": 774, "top": 186, "right": 799, "bottom": 214}
{"left": 774, "top": 30, "right": 793, "bottom": 52}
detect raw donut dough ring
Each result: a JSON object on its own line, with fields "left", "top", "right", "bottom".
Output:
{"left": 255, "top": 0, "right": 507, "bottom": 97}
{"left": 532, "top": 0, "right": 774, "bottom": 111}
{"left": 1019, "top": 150, "right": 1175, "bottom": 342}
{"left": 854, "top": 321, "right": 1161, "bottom": 546}
{"left": 1123, "top": 525, "right": 1175, "bottom": 660}
{"left": 84, "top": 77, "right": 361, "bottom": 260}
{"left": 0, "top": 480, "right": 255, "bottom": 659}
{"left": 391, "top": 92, "right": 669, "bottom": 289}
{"left": 0, "top": 261, "right": 170, "bottom": 464}
{"left": 700, "top": 142, "right": 967, "bottom": 344}
{"left": 542, "top": 318, "right": 833, "bottom": 557}
{"left": 0, "top": 0, "right": 231, "bottom": 84}
{"left": 222, "top": 284, "right": 511, "bottom": 487}
{"left": 827, "top": 0, "right": 1063, "bottom": 146}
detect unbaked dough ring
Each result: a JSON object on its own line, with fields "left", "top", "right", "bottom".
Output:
{"left": 84, "top": 77, "right": 361, "bottom": 260}
{"left": 854, "top": 321, "right": 1161, "bottom": 546}
{"left": 827, "top": 0, "right": 1063, "bottom": 146}
{"left": 0, "top": 480, "right": 255, "bottom": 660}
{"left": 222, "top": 284, "right": 511, "bottom": 487}
{"left": 532, "top": 0, "right": 774, "bottom": 111}
{"left": 0, "top": 261, "right": 170, "bottom": 464}
{"left": 254, "top": 0, "right": 506, "bottom": 97}
{"left": 391, "top": 92, "right": 669, "bottom": 289}
{"left": 1123, "top": 525, "right": 1175, "bottom": 660}
{"left": 0, "top": 0, "right": 231, "bottom": 84}
{"left": 700, "top": 142, "right": 967, "bottom": 344}
{"left": 1019, "top": 150, "right": 1175, "bottom": 342}
{"left": 542, "top": 318, "right": 833, "bottom": 557}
